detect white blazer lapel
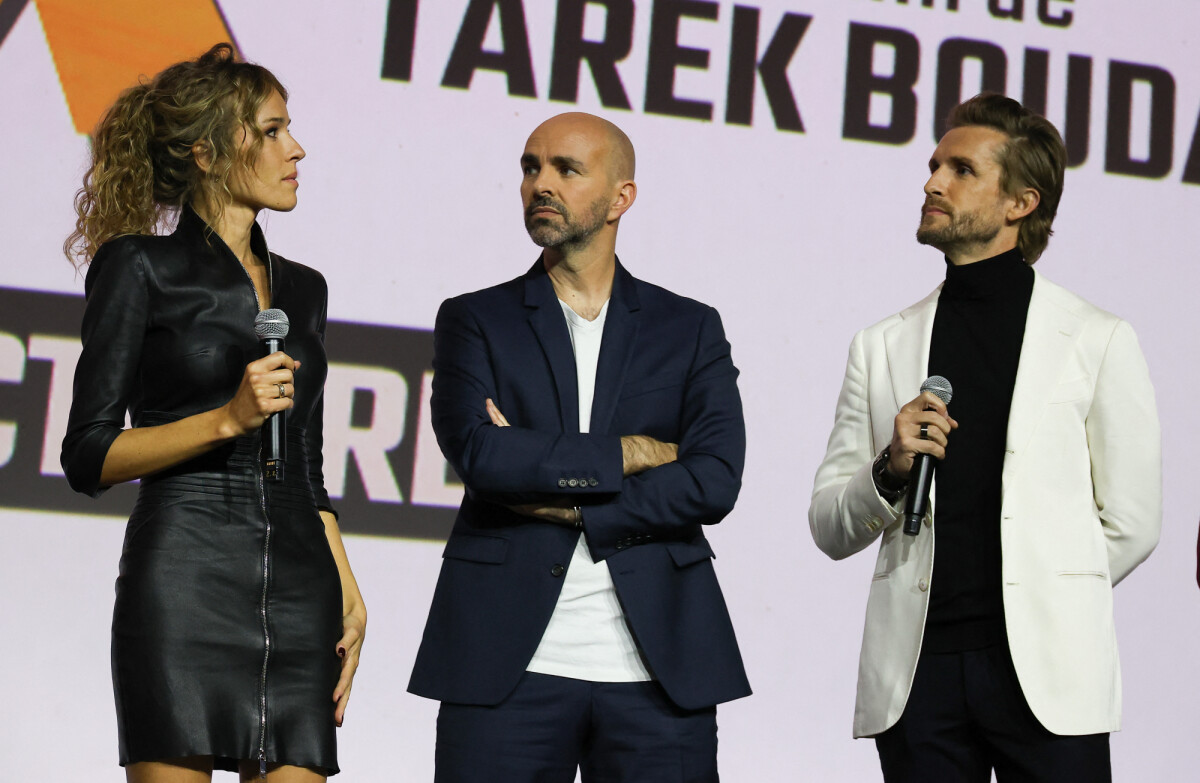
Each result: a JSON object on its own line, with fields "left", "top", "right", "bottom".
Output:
{"left": 1003, "top": 272, "right": 1084, "bottom": 492}
{"left": 883, "top": 287, "right": 941, "bottom": 414}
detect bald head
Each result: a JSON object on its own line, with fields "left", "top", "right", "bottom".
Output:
{"left": 527, "top": 112, "right": 635, "bottom": 184}
{"left": 520, "top": 112, "right": 639, "bottom": 254}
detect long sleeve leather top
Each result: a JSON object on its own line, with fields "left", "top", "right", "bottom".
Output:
{"left": 61, "top": 205, "right": 335, "bottom": 514}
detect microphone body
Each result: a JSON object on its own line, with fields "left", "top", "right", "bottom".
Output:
{"left": 254, "top": 309, "right": 290, "bottom": 483}
{"left": 903, "top": 375, "right": 953, "bottom": 536}
{"left": 902, "top": 454, "right": 935, "bottom": 536}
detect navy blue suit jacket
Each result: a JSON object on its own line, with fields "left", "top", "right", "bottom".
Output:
{"left": 408, "top": 258, "right": 750, "bottom": 710}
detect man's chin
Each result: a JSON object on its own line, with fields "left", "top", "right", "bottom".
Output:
{"left": 916, "top": 229, "right": 949, "bottom": 251}
{"left": 527, "top": 229, "right": 565, "bottom": 248}
{"left": 525, "top": 220, "right": 557, "bottom": 240}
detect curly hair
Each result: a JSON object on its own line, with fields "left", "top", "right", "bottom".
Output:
{"left": 64, "top": 43, "right": 287, "bottom": 266}
{"left": 946, "top": 93, "right": 1067, "bottom": 263}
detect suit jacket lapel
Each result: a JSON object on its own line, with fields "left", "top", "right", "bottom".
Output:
{"left": 1003, "top": 272, "right": 1083, "bottom": 492}
{"left": 524, "top": 259, "right": 579, "bottom": 433}
{"left": 589, "top": 260, "right": 640, "bottom": 435}
{"left": 881, "top": 288, "right": 940, "bottom": 515}
{"left": 884, "top": 287, "right": 941, "bottom": 414}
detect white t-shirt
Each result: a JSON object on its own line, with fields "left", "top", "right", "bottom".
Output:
{"left": 525, "top": 299, "right": 652, "bottom": 682}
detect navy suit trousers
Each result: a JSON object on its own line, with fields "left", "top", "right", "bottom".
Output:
{"left": 435, "top": 672, "right": 719, "bottom": 783}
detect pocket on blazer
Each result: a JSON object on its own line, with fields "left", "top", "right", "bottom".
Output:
{"left": 619, "top": 371, "right": 684, "bottom": 401}
{"left": 1047, "top": 376, "right": 1093, "bottom": 404}
{"left": 442, "top": 534, "right": 509, "bottom": 564}
{"left": 1056, "top": 569, "right": 1109, "bottom": 580}
{"left": 666, "top": 537, "right": 715, "bottom": 568}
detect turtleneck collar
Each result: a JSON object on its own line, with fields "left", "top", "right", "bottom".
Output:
{"left": 941, "top": 246, "right": 1031, "bottom": 302}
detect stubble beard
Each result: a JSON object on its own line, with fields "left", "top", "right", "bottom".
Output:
{"left": 526, "top": 195, "right": 611, "bottom": 250}
{"left": 916, "top": 207, "right": 1003, "bottom": 256}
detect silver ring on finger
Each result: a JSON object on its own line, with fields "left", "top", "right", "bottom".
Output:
{"left": 919, "top": 423, "right": 929, "bottom": 440}
{"left": 277, "top": 382, "right": 287, "bottom": 399}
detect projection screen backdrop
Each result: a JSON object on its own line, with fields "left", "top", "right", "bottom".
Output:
{"left": 1, "top": 1, "right": 1198, "bottom": 779}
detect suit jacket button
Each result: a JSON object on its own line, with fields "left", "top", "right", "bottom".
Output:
{"left": 558, "top": 479, "right": 568, "bottom": 488}
{"left": 578, "top": 476, "right": 588, "bottom": 485}
{"left": 567, "top": 478, "right": 578, "bottom": 487}
{"left": 551, "top": 564, "right": 565, "bottom": 577}
{"left": 588, "top": 478, "right": 599, "bottom": 487}
{"left": 918, "top": 578, "right": 929, "bottom": 591}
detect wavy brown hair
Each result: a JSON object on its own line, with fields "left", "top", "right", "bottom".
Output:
{"left": 946, "top": 93, "right": 1066, "bottom": 264}
{"left": 64, "top": 43, "right": 287, "bottom": 266}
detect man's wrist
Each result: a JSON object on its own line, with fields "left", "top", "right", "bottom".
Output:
{"left": 621, "top": 435, "right": 652, "bottom": 476}
{"left": 620, "top": 436, "right": 638, "bottom": 475}
{"left": 872, "top": 446, "right": 908, "bottom": 503}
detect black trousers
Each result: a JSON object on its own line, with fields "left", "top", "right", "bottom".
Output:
{"left": 435, "top": 672, "right": 719, "bottom": 783}
{"left": 876, "top": 645, "right": 1110, "bottom": 783}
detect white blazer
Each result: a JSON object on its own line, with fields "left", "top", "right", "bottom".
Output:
{"left": 809, "top": 270, "right": 1161, "bottom": 738}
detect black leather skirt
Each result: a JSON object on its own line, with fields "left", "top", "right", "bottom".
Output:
{"left": 111, "top": 431, "right": 342, "bottom": 774}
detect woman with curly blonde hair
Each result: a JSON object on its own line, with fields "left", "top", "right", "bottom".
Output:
{"left": 62, "top": 43, "right": 365, "bottom": 782}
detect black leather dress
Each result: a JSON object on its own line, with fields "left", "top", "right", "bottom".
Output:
{"left": 62, "top": 207, "right": 342, "bottom": 775}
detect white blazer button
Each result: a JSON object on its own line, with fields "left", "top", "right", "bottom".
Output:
{"left": 918, "top": 579, "right": 928, "bottom": 591}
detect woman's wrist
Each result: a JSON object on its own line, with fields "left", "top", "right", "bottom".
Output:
{"left": 210, "top": 404, "right": 246, "bottom": 442}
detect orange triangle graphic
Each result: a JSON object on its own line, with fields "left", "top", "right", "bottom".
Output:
{"left": 35, "top": 0, "right": 236, "bottom": 134}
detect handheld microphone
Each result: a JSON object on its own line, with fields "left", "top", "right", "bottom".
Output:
{"left": 903, "top": 375, "right": 953, "bottom": 536}
{"left": 254, "top": 309, "right": 290, "bottom": 482}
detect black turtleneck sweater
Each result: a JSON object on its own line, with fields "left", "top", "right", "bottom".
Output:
{"left": 924, "top": 247, "right": 1033, "bottom": 653}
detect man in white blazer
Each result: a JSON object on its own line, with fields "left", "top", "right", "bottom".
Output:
{"left": 809, "top": 93, "right": 1160, "bottom": 782}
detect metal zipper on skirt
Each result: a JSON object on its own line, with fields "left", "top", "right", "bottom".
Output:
{"left": 255, "top": 439, "right": 272, "bottom": 779}
{"left": 228, "top": 224, "right": 275, "bottom": 777}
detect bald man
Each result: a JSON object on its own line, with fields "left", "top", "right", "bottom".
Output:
{"left": 409, "top": 113, "right": 750, "bottom": 782}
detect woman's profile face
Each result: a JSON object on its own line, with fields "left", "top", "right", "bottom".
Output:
{"left": 229, "top": 89, "right": 305, "bottom": 213}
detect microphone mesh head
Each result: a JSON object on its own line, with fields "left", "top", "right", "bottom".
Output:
{"left": 254, "top": 308, "right": 290, "bottom": 340}
{"left": 921, "top": 375, "right": 953, "bottom": 405}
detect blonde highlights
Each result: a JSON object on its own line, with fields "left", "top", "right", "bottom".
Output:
{"left": 946, "top": 93, "right": 1067, "bottom": 264}
{"left": 65, "top": 43, "right": 287, "bottom": 266}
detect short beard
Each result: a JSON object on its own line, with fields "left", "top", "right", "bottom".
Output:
{"left": 526, "top": 195, "right": 610, "bottom": 250}
{"left": 916, "top": 208, "right": 1002, "bottom": 256}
